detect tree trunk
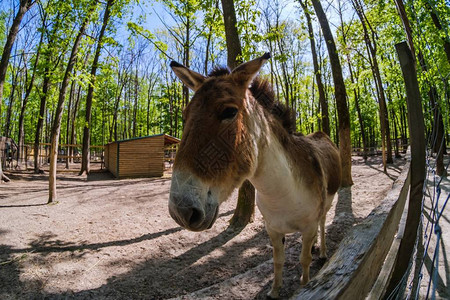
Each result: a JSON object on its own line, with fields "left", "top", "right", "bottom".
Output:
{"left": 132, "top": 66, "right": 138, "bottom": 137}
{"left": 18, "top": 24, "right": 44, "bottom": 169}
{"left": 221, "top": 0, "right": 255, "bottom": 230}
{"left": 228, "top": 180, "right": 255, "bottom": 228}
{"left": 49, "top": 1, "right": 97, "bottom": 203}
{"left": 204, "top": 0, "right": 219, "bottom": 74}
{"left": 387, "top": 41, "right": 426, "bottom": 299}
{"left": 70, "top": 83, "right": 83, "bottom": 160}
{"left": 0, "top": 0, "right": 35, "bottom": 133}
{"left": 427, "top": 3, "right": 450, "bottom": 64}
{"left": 220, "top": 0, "right": 242, "bottom": 69}
{"left": 34, "top": 65, "right": 50, "bottom": 173}
{"left": 352, "top": 0, "right": 392, "bottom": 169}
{"left": 311, "top": 0, "right": 353, "bottom": 186}
{"left": 4, "top": 66, "right": 19, "bottom": 137}
{"left": 65, "top": 80, "right": 76, "bottom": 169}
{"left": 300, "top": 0, "right": 329, "bottom": 136}
{"left": 80, "top": 0, "right": 113, "bottom": 176}
{"left": 337, "top": 0, "right": 367, "bottom": 159}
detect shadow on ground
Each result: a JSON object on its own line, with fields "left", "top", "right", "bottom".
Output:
{"left": 0, "top": 156, "right": 407, "bottom": 299}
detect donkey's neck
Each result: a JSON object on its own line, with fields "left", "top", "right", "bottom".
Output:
{"left": 248, "top": 120, "right": 298, "bottom": 201}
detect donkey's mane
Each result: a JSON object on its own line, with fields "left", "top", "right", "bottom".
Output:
{"left": 208, "top": 67, "right": 296, "bottom": 134}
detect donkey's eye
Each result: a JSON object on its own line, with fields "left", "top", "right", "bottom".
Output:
{"left": 219, "top": 107, "right": 238, "bottom": 120}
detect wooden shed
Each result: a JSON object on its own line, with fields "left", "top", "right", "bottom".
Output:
{"left": 104, "top": 134, "right": 180, "bottom": 178}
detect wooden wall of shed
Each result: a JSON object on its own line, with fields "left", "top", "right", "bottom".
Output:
{"left": 104, "top": 144, "right": 109, "bottom": 168}
{"left": 108, "top": 143, "right": 118, "bottom": 177}
{"left": 118, "top": 136, "right": 164, "bottom": 178}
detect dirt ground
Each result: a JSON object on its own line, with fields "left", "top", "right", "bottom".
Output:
{"left": 0, "top": 156, "right": 406, "bottom": 299}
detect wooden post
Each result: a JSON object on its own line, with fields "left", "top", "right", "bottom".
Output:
{"left": 386, "top": 41, "right": 426, "bottom": 297}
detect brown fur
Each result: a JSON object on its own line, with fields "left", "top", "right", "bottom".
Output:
{"left": 170, "top": 57, "right": 342, "bottom": 295}
{"left": 174, "top": 75, "right": 255, "bottom": 186}
{"left": 245, "top": 74, "right": 341, "bottom": 198}
{"left": 176, "top": 67, "right": 341, "bottom": 197}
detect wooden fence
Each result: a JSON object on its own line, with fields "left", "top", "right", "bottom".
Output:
{"left": 23, "top": 143, "right": 105, "bottom": 170}
{"left": 293, "top": 159, "right": 411, "bottom": 299}
{"left": 293, "top": 41, "right": 426, "bottom": 300}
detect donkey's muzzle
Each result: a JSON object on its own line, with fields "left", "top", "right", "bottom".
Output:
{"left": 169, "top": 200, "right": 204, "bottom": 229}
{"left": 168, "top": 196, "right": 218, "bottom": 231}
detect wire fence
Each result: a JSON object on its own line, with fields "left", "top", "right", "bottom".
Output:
{"left": 385, "top": 119, "right": 449, "bottom": 300}
{"left": 386, "top": 0, "right": 450, "bottom": 298}
{"left": 406, "top": 0, "right": 449, "bottom": 298}
{"left": 406, "top": 147, "right": 449, "bottom": 299}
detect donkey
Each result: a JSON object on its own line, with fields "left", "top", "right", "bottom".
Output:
{"left": 168, "top": 53, "right": 341, "bottom": 298}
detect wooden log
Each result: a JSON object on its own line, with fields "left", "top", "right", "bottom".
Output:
{"left": 366, "top": 183, "right": 410, "bottom": 299}
{"left": 292, "top": 161, "right": 410, "bottom": 299}
{"left": 385, "top": 42, "right": 426, "bottom": 296}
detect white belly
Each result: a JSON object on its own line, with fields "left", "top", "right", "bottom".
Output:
{"left": 255, "top": 188, "right": 321, "bottom": 234}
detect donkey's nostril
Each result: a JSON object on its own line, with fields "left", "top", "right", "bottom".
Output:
{"left": 189, "top": 207, "right": 203, "bottom": 227}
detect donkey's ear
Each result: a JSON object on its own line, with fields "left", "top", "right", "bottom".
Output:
{"left": 170, "top": 61, "right": 206, "bottom": 91}
{"left": 231, "top": 52, "right": 271, "bottom": 87}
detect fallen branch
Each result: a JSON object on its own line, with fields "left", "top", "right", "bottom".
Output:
{"left": 1, "top": 172, "right": 10, "bottom": 182}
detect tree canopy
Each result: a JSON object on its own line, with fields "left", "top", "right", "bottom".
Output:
{"left": 0, "top": 0, "right": 448, "bottom": 178}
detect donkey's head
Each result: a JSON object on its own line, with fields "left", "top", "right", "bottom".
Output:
{"left": 168, "top": 53, "right": 270, "bottom": 231}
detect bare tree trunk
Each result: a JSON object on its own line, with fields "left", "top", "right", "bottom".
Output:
{"left": 49, "top": 1, "right": 97, "bottom": 203}
{"left": 80, "top": 0, "right": 113, "bottom": 176}
{"left": 311, "top": 0, "right": 353, "bottom": 186}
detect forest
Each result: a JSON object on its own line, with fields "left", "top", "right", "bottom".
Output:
{"left": 0, "top": 0, "right": 448, "bottom": 181}
{"left": 0, "top": 1, "right": 449, "bottom": 298}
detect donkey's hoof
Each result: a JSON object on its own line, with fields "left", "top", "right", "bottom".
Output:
{"left": 300, "top": 276, "right": 309, "bottom": 286}
{"left": 318, "top": 256, "right": 327, "bottom": 265}
{"left": 267, "top": 288, "right": 280, "bottom": 299}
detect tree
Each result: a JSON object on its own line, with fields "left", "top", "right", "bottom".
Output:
{"left": 0, "top": 0, "right": 35, "bottom": 182}
{"left": 221, "top": 0, "right": 255, "bottom": 230}
{"left": 351, "top": 0, "right": 393, "bottom": 170}
{"left": 311, "top": 0, "right": 353, "bottom": 186}
{"left": 299, "top": 0, "right": 329, "bottom": 136}
{"left": 394, "top": 0, "right": 447, "bottom": 176}
{"left": 17, "top": 12, "right": 45, "bottom": 167}
{"left": 0, "top": 0, "right": 35, "bottom": 131}
{"left": 221, "top": 0, "right": 242, "bottom": 68}
{"left": 48, "top": 0, "right": 99, "bottom": 203}
{"left": 33, "top": 3, "right": 71, "bottom": 173}
{"left": 336, "top": 0, "right": 367, "bottom": 159}
{"left": 79, "top": 0, "right": 114, "bottom": 176}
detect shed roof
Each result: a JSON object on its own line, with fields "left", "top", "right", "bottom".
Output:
{"left": 106, "top": 134, "right": 180, "bottom": 146}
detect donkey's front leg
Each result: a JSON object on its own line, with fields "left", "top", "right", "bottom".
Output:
{"left": 266, "top": 226, "right": 285, "bottom": 299}
{"left": 300, "top": 225, "right": 317, "bottom": 286}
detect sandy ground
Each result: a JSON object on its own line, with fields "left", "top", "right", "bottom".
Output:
{"left": 0, "top": 156, "right": 406, "bottom": 299}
